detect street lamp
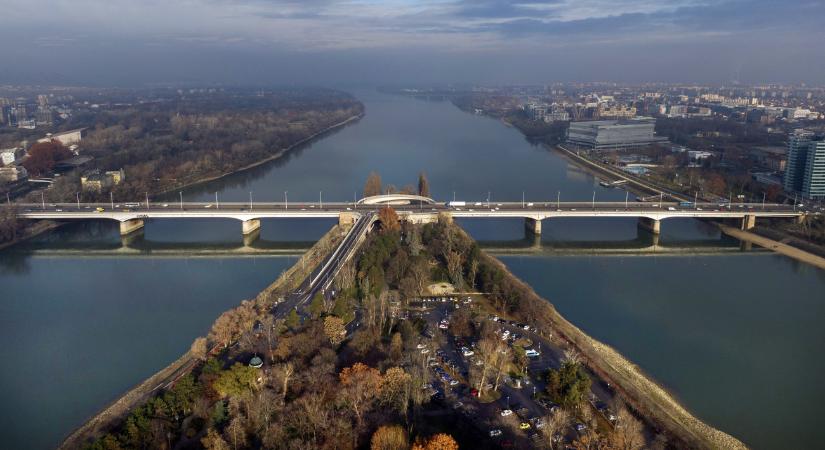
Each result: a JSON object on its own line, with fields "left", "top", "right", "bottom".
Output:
{"left": 319, "top": 191, "right": 323, "bottom": 209}
{"left": 215, "top": 192, "right": 219, "bottom": 210}
{"left": 145, "top": 192, "right": 150, "bottom": 210}
{"left": 249, "top": 191, "right": 253, "bottom": 211}
{"left": 76, "top": 192, "right": 80, "bottom": 209}
{"left": 285, "top": 191, "right": 288, "bottom": 210}
{"left": 557, "top": 191, "right": 560, "bottom": 209}
{"left": 41, "top": 191, "right": 45, "bottom": 210}
{"left": 111, "top": 191, "right": 114, "bottom": 210}
{"left": 592, "top": 191, "right": 595, "bottom": 210}
{"left": 179, "top": 191, "right": 183, "bottom": 210}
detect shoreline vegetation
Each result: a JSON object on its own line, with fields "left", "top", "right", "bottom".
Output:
{"left": 0, "top": 102, "right": 363, "bottom": 251}
{"left": 60, "top": 223, "right": 347, "bottom": 449}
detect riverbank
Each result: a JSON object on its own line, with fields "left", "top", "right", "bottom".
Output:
{"left": 59, "top": 223, "right": 346, "bottom": 449}
{"left": 464, "top": 226, "right": 747, "bottom": 449}
{"left": 717, "top": 223, "right": 825, "bottom": 271}
{"left": 0, "top": 113, "right": 363, "bottom": 253}
{"left": 0, "top": 219, "right": 61, "bottom": 252}
{"left": 155, "top": 112, "right": 363, "bottom": 197}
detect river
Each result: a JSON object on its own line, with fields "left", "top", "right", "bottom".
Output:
{"left": 1, "top": 90, "right": 823, "bottom": 449}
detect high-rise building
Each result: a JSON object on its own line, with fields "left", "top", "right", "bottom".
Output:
{"left": 784, "top": 129, "right": 813, "bottom": 193}
{"left": 802, "top": 140, "right": 825, "bottom": 199}
{"left": 784, "top": 129, "right": 825, "bottom": 199}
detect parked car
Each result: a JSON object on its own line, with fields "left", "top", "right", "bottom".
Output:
{"left": 489, "top": 429, "right": 502, "bottom": 437}
{"left": 500, "top": 409, "right": 513, "bottom": 417}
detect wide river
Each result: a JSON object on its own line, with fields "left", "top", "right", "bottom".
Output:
{"left": 1, "top": 90, "right": 823, "bottom": 449}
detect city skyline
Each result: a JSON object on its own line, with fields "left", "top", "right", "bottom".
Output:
{"left": 1, "top": 0, "right": 825, "bottom": 86}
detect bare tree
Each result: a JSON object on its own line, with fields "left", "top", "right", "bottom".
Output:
{"left": 364, "top": 171, "right": 382, "bottom": 197}
{"left": 274, "top": 362, "right": 295, "bottom": 403}
{"left": 190, "top": 336, "right": 209, "bottom": 361}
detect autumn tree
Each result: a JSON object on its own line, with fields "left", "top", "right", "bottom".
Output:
{"left": 22, "top": 141, "right": 72, "bottom": 176}
{"left": 273, "top": 362, "right": 294, "bottom": 403}
{"left": 364, "top": 171, "right": 382, "bottom": 197}
{"left": 190, "top": 337, "right": 209, "bottom": 361}
{"left": 371, "top": 425, "right": 408, "bottom": 450}
{"left": 338, "top": 363, "right": 383, "bottom": 427}
{"left": 201, "top": 428, "right": 230, "bottom": 450}
{"left": 704, "top": 173, "right": 727, "bottom": 195}
{"left": 285, "top": 308, "right": 300, "bottom": 329}
{"left": 380, "top": 367, "right": 412, "bottom": 414}
{"left": 541, "top": 408, "right": 570, "bottom": 450}
{"left": 213, "top": 362, "right": 259, "bottom": 397}
{"left": 378, "top": 206, "right": 400, "bottom": 232}
{"left": 412, "top": 433, "right": 458, "bottom": 450}
{"left": 608, "top": 408, "right": 645, "bottom": 450}
{"left": 417, "top": 172, "right": 430, "bottom": 198}
{"left": 323, "top": 315, "right": 346, "bottom": 345}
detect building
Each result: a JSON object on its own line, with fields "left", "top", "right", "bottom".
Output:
{"left": 802, "top": 140, "right": 825, "bottom": 199}
{"left": 784, "top": 129, "right": 814, "bottom": 193}
{"left": 0, "top": 166, "right": 28, "bottom": 183}
{"left": 566, "top": 117, "right": 667, "bottom": 150}
{"left": 37, "top": 128, "right": 84, "bottom": 146}
{"left": 81, "top": 168, "right": 125, "bottom": 192}
{"left": 784, "top": 129, "right": 825, "bottom": 198}
{"left": 597, "top": 104, "right": 636, "bottom": 119}
{"left": 1, "top": 147, "right": 23, "bottom": 165}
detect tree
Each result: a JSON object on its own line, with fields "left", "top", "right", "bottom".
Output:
{"left": 608, "top": 408, "right": 645, "bottom": 450}
{"left": 213, "top": 362, "right": 259, "bottom": 397}
{"left": 323, "top": 316, "right": 346, "bottom": 345}
{"left": 201, "top": 428, "right": 230, "bottom": 450}
{"left": 380, "top": 367, "right": 412, "bottom": 414}
{"left": 546, "top": 360, "right": 591, "bottom": 408}
{"left": 190, "top": 336, "right": 209, "bottom": 361}
{"left": 364, "top": 171, "right": 382, "bottom": 197}
{"left": 338, "top": 363, "right": 383, "bottom": 427}
{"left": 390, "top": 332, "right": 403, "bottom": 361}
{"left": 285, "top": 308, "right": 300, "bottom": 329}
{"left": 541, "top": 408, "right": 570, "bottom": 450}
{"left": 273, "top": 362, "right": 294, "bottom": 403}
{"left": 309, "top": 293, "right": 325, "bottom": 319}
{"left": 705, "top": 173, "right": 727, "bottom": 195}
{"left": 378, "top": 206, "right": 400, "bottom": 232}
{"left": 417, "top": 172, "right": 430, "bottom": 198}
{"left": 22, "top": 141, "right": 72, "bottom": 176}
{"left": 412, "top": 433, "right": 459, "bottom": 450}
{"left": 371, "top": 425, "right": 408, "bottom": 450}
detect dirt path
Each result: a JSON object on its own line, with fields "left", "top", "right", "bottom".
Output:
{"left": 718, "top": 223, "right": 825, "bottom": 271}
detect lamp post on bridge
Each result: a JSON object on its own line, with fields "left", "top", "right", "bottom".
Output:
{"left": 625, "top": 191, "right": 629, "bottom": 210}
{"left": 762, "top": 192, "right": 766, "bottom": 210}
{"left": 284, "top": 191, "right": 288, "bottom": 210}
{"left": 111, "top": 191, "right": 114, "bottom": 210}
{"left": 215, "top": 192, "right": 219, "bottom": 210}
{"left": 179, "top": 192, "right": 183, "bottom": 210}
{"left": 249, "top": 191, "right": 253, "bottom": 211}
{"left": 557, "top": 191, "right": 560, "bottom": 210}
{"left": 320, "top": 191, "right": 323, "bottom": 209}
{"left": 592, "top": 191, "right": 595, "bottom": 210}
{"left": 522, "top": 191, "right": 525, "bottom": 209}
{"left": 76, "top": 192, "right": 80, "bottom": 209}
{"left": 41, "top": 191, "right": 45, "bottom": 210}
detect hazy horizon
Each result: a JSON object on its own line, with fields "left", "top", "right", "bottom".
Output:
{"left": 2, "top": 0, "right": 825, "bottom": 87}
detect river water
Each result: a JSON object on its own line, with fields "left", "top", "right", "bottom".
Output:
{"left": 1, "top": 90, "right": 823, "bottom": 449}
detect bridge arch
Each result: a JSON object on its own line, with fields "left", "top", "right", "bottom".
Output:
{"left": 357, "top": 194, "right": 436, "bottom": 206}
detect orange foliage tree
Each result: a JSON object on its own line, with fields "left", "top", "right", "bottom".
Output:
{"left": 22, "top": 141, "right": 72, "bottom": 176}
{"left": 412, "top": 433, "right": 459, "bottom": 450}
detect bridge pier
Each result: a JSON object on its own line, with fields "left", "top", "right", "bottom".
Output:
{"left": 525, "top": 217, "right": 542, "bottom": 235}
{"left": 339, "top": 212, "right": 358, "bottom": 227}
{"left": 243, "top": 228, "right": 260, "bottom": 247}
{"left": 637, "top": 217, "right": 661, "bottom": 235}
{"left": 242, "top": 219, "right": 261, "bottom": 235}
{"left": 741, "top": 214, "right": 756, "bottom": 230}
{"left": 119, "top": 219, "right": 145, "bottom": 236}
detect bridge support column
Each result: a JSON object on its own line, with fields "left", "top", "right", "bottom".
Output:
{"left": 119, "top": 219, "right": 145, "bottom": 236}
{"left": 638, "top": 217, "right": 661, "bottom": 235}
{"left": 525, "top": 217, "right": 542, "bottom": 235}
{"left": 741, "top": 214, "right": 756, "bottom": 230}
{"left": 242, "top": 219, "right": 261, "bottom": 235}
{"left": 243, "top": 228, "right": 260, "bottom": 247}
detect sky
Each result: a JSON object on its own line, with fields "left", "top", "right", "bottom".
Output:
{"left": 1, "top": 0, "right": 824, "bottom": 86}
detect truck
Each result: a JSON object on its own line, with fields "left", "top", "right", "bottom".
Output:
{"left": 446, "top": 201, "right": 466, "bottom": 207}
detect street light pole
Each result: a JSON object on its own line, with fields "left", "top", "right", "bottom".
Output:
{"left": 145, "top": 192, "right": 149, "bottom": 210}
{"left": 41, "top": 191, "right": 45, "bottom": 210}
{"left": 249, "top": 191, "right": 253, "bottom": 211}
{"left": 320, "top": 191, "right": 323, "bottom": 209}
{"left": 179, "top": 192, "right": 183, "bottom": 210}
{"left": 285, "top": 191, "right": 288, "bottom": 210}
{"left": 625, "top": 191, "right": 628, "bottom": 210}
{"left": 111, "top": 191, "right": 114, "bottom": 210}
{"left": 557, "top": 191, "right": 560, "bottom": 209}
{"left": 215, "top": 192, "right": 219, "bottom": 210}
{"left": 522, "top": 191, "right": 525, "bottom": 208}
{"left": 762, "top": 192, "right": 766, "bottom": 210}
{"left": 76, "top": 192, "right": 80, "bottom": 209}
{"left": 592, "top": 191, "right": 595, "bottom": 210}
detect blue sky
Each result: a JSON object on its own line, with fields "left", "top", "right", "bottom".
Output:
{"left": 1, "top": 0, "right": 824, "bottom": 85}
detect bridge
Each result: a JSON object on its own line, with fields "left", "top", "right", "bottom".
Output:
{"left": 15, "top": 195, "right": 807, "bottom": 238}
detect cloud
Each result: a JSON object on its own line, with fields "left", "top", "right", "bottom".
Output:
{"left": 0, "top": 0, "right": 823, "bottom": 84}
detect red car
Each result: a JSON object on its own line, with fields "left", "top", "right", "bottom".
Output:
{"left": 470, "top": 388, "right": 479, "bottom": 397}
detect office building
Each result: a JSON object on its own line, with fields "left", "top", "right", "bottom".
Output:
{"left": 802, "top": 140, "right": 825, "bottom": 199}
{"left": 566, "top": 117, "right": 667, "bottom": 150}
{"left": 784, "top": 129, "right": 825, "bottom": 199}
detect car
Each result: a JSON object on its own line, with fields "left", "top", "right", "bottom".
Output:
{"left": 470, "top": 388, "right": 479, "bottom": 397}
{"left": 162, "top": 203, "right": 169, "bottom": 207}
{"left": 420, "top": 348, "right": 430, "bottom": 354}
{"left": 416, "top": 343, "right": 426, "bottom": 349}
{"left": 500, "top": 409, "right": 513, "bottom": 417}
{"left": 55, "top": 208, "right": 63, "bottom": 212}
{"left": 95, "top": 207, "right": 104, "bottom": 212}
{"left": 422, "top": 383, "right": 432, "bottom": 389}
{"left": 667, "top": 206, "right": 676, "bottom": 211}
{"left": 519, "top": 422, "right": 531, "bottom": 430}
{"left": 204, "top": 204, "right": 213, "bottom": 208}
{"left": 438, "top": 323, "right": 448, "bottom": 329}
{"left": 453, "top": 401, "right": 463, "bottom": 409}
{"left": 489, "top": 429, "right": 502, "bottom": 437}
{"left": 525, "top": 349, "right": 540, "bottom": 357}
{"left": 449, "top": 379, "right": 459, "bottom": 386}
{"left": 575, "top": 423, "right": 587, "bottom": 432}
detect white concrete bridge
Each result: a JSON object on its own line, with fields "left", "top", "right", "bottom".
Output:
{"left": 15, "top": 195, "right": 807, "bottom": 237}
